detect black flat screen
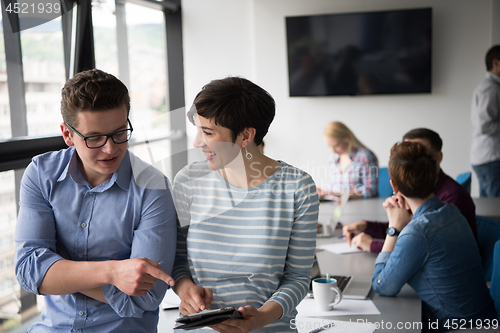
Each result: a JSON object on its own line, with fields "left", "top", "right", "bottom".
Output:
{"left": 286, "top": 8, "right": 432, "bottom": 97}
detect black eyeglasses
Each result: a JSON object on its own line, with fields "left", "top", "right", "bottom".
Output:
{"left": 66, "top": 119, "right": 134, "bottom": 149}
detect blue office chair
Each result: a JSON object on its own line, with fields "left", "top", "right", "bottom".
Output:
{"left": 476, "top": 215, "right": 500, "bottom": 282}
{"left": 456, "top": 171, "right": 472, "bottom": 194}
{"left": 378, "top": 167, "right": 392, "bottom": 197}
{"left": 490, "top": 240, "right": 500, "bottom": 320}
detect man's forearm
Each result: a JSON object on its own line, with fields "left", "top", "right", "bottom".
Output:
{"left": 38, "top": 259, "right": 111, "bottom": 295}
{"left": 80, "top": 287, "right": 108, "bottom": 303}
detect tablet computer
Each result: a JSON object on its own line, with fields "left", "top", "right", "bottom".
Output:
{"left": 174, "top": 307, "right": 243, "bottom": 330}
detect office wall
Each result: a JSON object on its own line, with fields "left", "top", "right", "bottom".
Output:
{"left": 182, "top": 0, "right": 495, "bottom": 197}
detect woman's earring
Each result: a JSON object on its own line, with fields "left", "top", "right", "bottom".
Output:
{"left": 244, "top": 147, "right": 253, "bottom": 161}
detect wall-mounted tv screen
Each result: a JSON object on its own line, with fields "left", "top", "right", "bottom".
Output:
{"left": 286, "top": 8, "right": 432, "bottom": 97}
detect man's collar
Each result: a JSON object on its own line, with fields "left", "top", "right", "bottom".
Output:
{"left": 57, "top": 147, "right": 130, "bottom": 191}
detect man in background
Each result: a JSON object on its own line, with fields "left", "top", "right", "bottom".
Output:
{"left": 471, "top": 45, "right": 500, "bottom": 197}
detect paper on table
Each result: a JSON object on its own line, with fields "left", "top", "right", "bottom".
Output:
{"left": 294, "top": 317, "right": 377, "bottom": 333}
{"left": 297, "top": 298, "right": 380, "bottom": 317}
{"left": 161, "top": 288, "right": 181, "bottom": 310}
{"left": 318, "top": 242, "right": 363, "bottom": 254}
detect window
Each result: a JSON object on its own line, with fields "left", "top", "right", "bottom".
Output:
{"left": 20, "top": 18, "right": 66, "bottom": 137}
{"left": 125, "top": 3, "right": 172, "bottom": 179}
{"left": 0, "top": 171, "right": 20, "bottom": 327}
{"left": 0, "top": 9, "right": 11, "bottom": 140}
{"left": 93, "top": 0, "right": 174, "bottom": 179}
{"left": 92, "top": 0, "right": 118, "bottom": 77}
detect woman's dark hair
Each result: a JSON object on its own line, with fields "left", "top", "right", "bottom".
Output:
{"left": 389, "top": 141, "right": 438, "bottom": 199}
{"left": 188, "top": 77, "right": 275, "bottom": 145}
{"left": 61, "top": 69, "right": 130, "bottom": 127}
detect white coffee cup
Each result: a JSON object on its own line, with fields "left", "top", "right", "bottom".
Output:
{"left": 312, "top": 277, "right": 343, "bottom": 311}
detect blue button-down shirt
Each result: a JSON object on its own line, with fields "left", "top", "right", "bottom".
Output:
{"left": 15, "top": 147, "right": 177, "bottom": 332}
{"left": 372, "top": 197, "right": 496, "bottom": 332}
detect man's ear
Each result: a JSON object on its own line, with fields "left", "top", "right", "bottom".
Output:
{"left": 437, "top": 151, "right": 443, "bottom": 165}
{"left": 60, "top": 123, "right": 75, "bottom": 147}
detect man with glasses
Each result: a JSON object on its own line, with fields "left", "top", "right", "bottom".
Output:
{"left": 15, "top": 69, "right": 177, "bottom": 332}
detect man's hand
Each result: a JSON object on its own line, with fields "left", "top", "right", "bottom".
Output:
{"left": 351, "top": 232, "right": 373, "bottom": 252}
{"left": 109, "top": 257, "right": 174, "bottom": 297}
{"left": 342, "top": 221, "right": 367, "bottom": 246}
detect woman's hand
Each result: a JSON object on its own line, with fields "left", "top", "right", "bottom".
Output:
{"left": 175, "top": 277, "right": 213, "bottom": 315}
{"left": 383, "top": 194, "right": 412, "bottom": 231}
{"left": 317, "top": 188, "right": 327, "bottom": 197}
{"left": 209, "top": 301, "right": 283, "bottom": 333}
{"left": 209, "top": 306, "right": 262, "bottom": 333}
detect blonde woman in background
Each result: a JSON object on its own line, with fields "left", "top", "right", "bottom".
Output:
{"left": 318, "top": 121, "right": 378, "bottom": 199}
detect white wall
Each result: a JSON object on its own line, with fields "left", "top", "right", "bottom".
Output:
{"left": 182, "top": 0, "right": 495, "bottom": 197}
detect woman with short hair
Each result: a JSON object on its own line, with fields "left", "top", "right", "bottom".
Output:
{"left": 171, "top": 77, "right": 319, "bottom": 332}
{"left": 373, "top": 141, "right": 496, "bottom": 332}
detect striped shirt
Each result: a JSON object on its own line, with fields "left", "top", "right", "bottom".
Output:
{"left": 172, "top": 161, "right": 319, "bottom": 332}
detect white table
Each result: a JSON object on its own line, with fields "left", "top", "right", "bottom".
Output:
{"left": 157, "top": 201, "right": 423, "bottom": 332}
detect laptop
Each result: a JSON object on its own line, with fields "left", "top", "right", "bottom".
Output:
{"left": 316, "top": 189, "right": 349, "bottom": 238}
{"left": 309, "top": 260, "right": 373, "bottom": 300}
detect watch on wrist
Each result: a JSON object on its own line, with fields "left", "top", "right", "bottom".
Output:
{"left": 386, "top": 227, "right": 400, "bottom": 237}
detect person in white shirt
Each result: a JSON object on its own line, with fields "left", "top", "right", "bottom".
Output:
{"left": 471, "top": 45, "right": 500, "bottom": 197}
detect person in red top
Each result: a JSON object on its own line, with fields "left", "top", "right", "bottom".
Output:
{"left": 343, "top": 128, "right": 477, "bottom": 253}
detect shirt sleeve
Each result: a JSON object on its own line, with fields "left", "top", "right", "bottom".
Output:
{"left": 475, "top": 84, "right": 500, "bottom": 136}
{"left": 372, "top": 224, "right": 428, "bottom": 296}
{"left": 267, "top": 174, "right": 319, "bottom": 318}
{"left": 364, "top": 221, "right": 389, "bottom": 239}
{"left": 363, "top": 220, "right": 388, "bottom": 253}
{"left": 369, "top": 240, "right": 384, "bottom": 254}
{"left": 15, "top": 160, "right": 64, "bottom": 295}
{"left": 171, "top": 169, "right": 193, "bottom": 281}
{"left": 101, "top": 178, "right": 177, "bottom": 318}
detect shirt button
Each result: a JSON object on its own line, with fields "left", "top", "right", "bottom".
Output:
{"left": 78, "top": 254, "right": 83, "bottom": 258}
{"left": 79, "top": 311, "right": 84, "bottom": 316}
{"left": 377, "top": 279, "right": 382, "bottom": 284}
{"left": 81, "top": 223, "right": 86, "bottom": 228}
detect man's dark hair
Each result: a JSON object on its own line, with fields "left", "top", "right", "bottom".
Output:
{"left": 486, "top": 45, "right": 500, "bottom": 71}
{"left": 389, "top": 141, "right": 438, "bottom": 199}
{"left": 188, "top": 77, "right": 275, "bottom": 145}
{"left": 61, "top": 69, "right": 130, "bottom": 127}
{"left": 403, "top": 128, "right": 442, "bottom": 152}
